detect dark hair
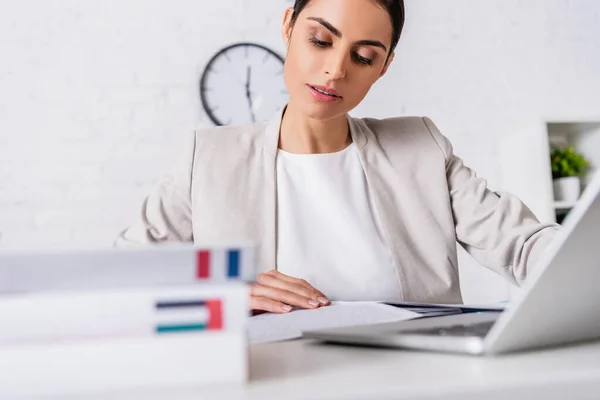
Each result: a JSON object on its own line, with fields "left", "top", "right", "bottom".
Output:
{"left": 290, "top": 0, "right": 405, "bottom": 58}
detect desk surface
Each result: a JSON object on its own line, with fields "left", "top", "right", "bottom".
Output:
{"left": 74, "top": 338, "right": 600, "bottom": 400}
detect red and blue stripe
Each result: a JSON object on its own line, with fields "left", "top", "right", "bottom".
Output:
{"left": 196, "top": 249, "right": 240, "bottom": 280}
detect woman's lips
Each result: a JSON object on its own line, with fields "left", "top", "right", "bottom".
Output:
{"left": 307, "top": 84, "right": 342, "bottom": 103}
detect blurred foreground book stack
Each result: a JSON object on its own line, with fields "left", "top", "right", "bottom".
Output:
{"left": 0, "top": 243, "right": 256, "bottom": 397}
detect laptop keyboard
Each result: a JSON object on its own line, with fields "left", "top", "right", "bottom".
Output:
{"left": 401, "top": 321, "right": 495, "bottom": 338}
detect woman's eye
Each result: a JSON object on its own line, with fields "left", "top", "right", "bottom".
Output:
{"left": 308, "top": 37, "right": 373, "bottom": 66}
{"left": 309, "top": 37, "right": 331, "bottom": 48}
{"left": 354, "top": 54, "right": 373, "bottom": 66}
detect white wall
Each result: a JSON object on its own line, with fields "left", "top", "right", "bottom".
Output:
{"left": 1, "top": 0, "right": 599, "bottom": 303}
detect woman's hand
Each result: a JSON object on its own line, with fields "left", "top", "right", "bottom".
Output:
{"left": 250, "top": 270, "right": 331, "bottom": 314}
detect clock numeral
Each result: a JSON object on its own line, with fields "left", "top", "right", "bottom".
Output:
{"left": 262, "top": 52, "right": 270, "bottom": 64}
{"left": 275, "top": 69, "right": 284, "bottom": 76}
{"left": 224, "top": 51, "right": 231, "bottom": 62}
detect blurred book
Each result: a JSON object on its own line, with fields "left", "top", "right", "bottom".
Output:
{"left": 0, "top": 242, "right": 256, "bottom": 293}
{"left": 0, "top": 284, "right": 248, "bottom": 344}
{"left": 0, "top": 242, "right": 256, "bottom": 397}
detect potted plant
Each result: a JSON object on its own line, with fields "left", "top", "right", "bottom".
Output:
{"left": 550, "top": 145, "right": 590, "bottom": 203}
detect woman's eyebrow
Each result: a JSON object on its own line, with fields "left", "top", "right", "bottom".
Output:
{"left": 355, "top": 40, "right": 387, "bottom": 52}
{"left": 307, "top": 17, "right": 342, "bottom": 38}
{"left": 306, "top": 17, "right": 388, "bottom": 52}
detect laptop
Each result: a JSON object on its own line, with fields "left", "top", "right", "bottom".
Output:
{"left": 304, "top": 172, "right": 600, "bottom": 355}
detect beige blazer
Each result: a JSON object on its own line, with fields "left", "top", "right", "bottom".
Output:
{"left": 116, "top": 109, "right": 560, "bottom": 303}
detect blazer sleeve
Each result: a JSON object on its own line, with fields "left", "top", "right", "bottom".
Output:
{"left": 114, "top": 130, "right": 196, "bottom": 246}
{"left": 422, "top": 117, "right": 560, "bottom": 286}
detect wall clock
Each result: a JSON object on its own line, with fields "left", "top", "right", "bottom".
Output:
{"left": 200, "top": 43, "right": 289, "bottom": 126}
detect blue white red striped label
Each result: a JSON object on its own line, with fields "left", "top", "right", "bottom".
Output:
{"left": 196, "top": 249, "right": 240, "bottom": 280}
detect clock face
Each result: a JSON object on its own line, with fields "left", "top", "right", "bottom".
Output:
{"left": 200, "top": 43, "right": 289, "bottom": 126}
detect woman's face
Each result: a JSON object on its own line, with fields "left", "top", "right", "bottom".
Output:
{"left": 282, "top": 0, "right": 394, "bottom": 121}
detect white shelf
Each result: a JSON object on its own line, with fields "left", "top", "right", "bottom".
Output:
{"left": 554, "top": 201, "right": 578, "bottom": 210}
{"left": 548, "top": 122, "right": 600, "bottom": 222}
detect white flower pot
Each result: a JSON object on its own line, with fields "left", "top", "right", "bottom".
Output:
{"left": 553, "top": 176, "right": 581, "bottom": 202}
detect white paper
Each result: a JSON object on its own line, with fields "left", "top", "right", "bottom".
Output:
{"left": 248, "top": 301, "right": 420, "bottom": 344}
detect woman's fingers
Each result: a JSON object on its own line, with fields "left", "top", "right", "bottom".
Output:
{"left": 264, "top": 270, "right": 330, "bottom": 305}
{"left": 250, "top": 293, "right": 293, "bottom": 314}
{"left": 250, "top": 282, "right": 320, "bottom": 309}
{"left": 249, "top": 270, "right": 332, "bottom": 314}
{"left": 256, "top": 273, "right": 320, "bottom": 304}
{"left": 265, "top": 269, "right": 301, "bottom": 284}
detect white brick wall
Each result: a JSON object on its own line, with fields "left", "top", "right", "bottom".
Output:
{"left": 1, "top": 0, "right": 599, "bottom": 302}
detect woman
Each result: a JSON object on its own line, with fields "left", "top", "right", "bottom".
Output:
{"left": 117, "top": 0, "right": 559, "bottom": 313}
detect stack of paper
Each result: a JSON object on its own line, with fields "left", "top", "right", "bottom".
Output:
{"left": 0, "top": 243, "right": 256, "bottom": 398}
{"left": 248, "top": 301, "right": 421, "bottom": 343}
{"left": 248, "top": 300, "right": 506, "bottom": 344}
{"left": 383, "top": 301, "right": 506, "bottom": 317}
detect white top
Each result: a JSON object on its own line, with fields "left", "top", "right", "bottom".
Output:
{"left": 275, "top": 143, "right": 400, "bottom": 301}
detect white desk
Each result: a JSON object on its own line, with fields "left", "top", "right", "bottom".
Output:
{"left": 71, "top": 338, "right": 600, "bottom": 400}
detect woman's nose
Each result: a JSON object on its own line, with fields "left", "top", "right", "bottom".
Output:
{"left": 324, "top": 52, "right": 347, "bottom": 80}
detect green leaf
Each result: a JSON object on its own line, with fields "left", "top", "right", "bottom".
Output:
{"left": 549, "top": 145, "right": 590, "bottom": 178}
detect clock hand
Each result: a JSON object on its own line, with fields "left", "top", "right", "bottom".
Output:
{"left": 246, "top": 66, "right": 256, "bottom": 123}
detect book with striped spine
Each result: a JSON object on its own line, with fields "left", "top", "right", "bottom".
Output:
{"left": 0, "top": 283, "right": 249, "bottom": 345}
{"left": 0, "top": 242, "right": 256, "bottom": 293}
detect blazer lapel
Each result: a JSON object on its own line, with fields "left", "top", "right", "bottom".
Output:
{"left": 258, "top": 108, "right": 285, "bottom": 273}
{"left": 349, "top": 116, "right": 409, "bottom": 299}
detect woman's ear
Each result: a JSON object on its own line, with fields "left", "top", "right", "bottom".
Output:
{"left": 379, "top": 51, "right": 395, "bottom": 78}
{"left": 282, "top": 8, "right": 294, "bottom": 48}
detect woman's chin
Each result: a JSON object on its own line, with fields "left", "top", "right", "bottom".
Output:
{"left": 298, "top": 101, "right": 348, "bottom": 122}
